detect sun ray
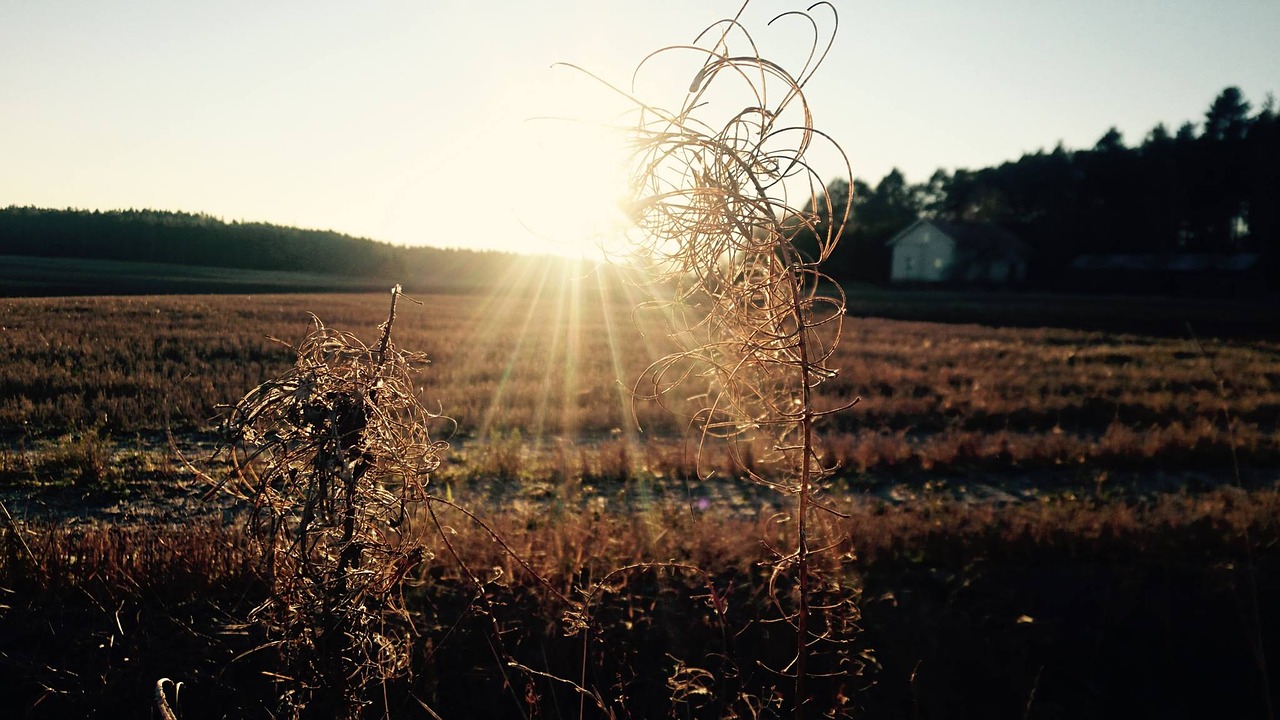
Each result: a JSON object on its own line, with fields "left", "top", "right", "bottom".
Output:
{"left": 560, "top": 260, "right": 583, "bottom": 442}
{"left": 477, "top": 258, "right": 555, "bottom": 441}
{"left": 460, "top": 256, "right": 550, "bottom": 342}
{"left": 531, "top": 260, "right": 575, "bottom": 443}
{"left": 594, "top": 263, "right": 639, "bottom": 460}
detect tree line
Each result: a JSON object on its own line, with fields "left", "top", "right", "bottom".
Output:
{"left": 0, "top": 206, "right": 529, "bottom": 292}
{"left": 811, "top": 86, "right": 1279, "bottom": 290}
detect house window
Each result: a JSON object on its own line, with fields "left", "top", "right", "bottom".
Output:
{"left": 933, "top": 258, "right": 943, "bottom": 270}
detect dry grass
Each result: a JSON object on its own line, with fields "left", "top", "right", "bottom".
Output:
{"left": 3, "top": 487, "right": 1278, "bottom": 717}
{"left": 2, "top": 291, "right": 1278, "bottom": 481}
{"left": 8, "top": 487, "right": 1278, "bottom": 614}
{"left": 1, "top": 521, "right": 255, "bottom": 600}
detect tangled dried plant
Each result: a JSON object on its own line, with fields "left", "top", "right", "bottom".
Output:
{"left": 575, "top": 2, "right": 860, "bottom": 714}
{"left": 215, "top": 286, "right": 448, "bottom": 719}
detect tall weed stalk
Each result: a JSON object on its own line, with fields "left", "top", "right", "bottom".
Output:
{"left": 588, "top": 2, "right": 861, "bottom": 714}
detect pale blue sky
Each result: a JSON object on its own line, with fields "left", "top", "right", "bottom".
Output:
{"left": 2, "top": 1, "right": 1276, "bottom": 255}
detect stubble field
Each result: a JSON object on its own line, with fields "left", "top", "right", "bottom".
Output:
{"left": 3, "top": 281, "right": 1278, "bottom": 484}
{"left": 1, "top": 279, "right": 1278, "bottom": 717}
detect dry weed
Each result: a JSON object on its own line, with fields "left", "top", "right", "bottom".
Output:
{"left": 584, "top": 2, "right": 863, "bottom": 714}
{"left": 216, "top": 286, "right": 448, "bottom": 719}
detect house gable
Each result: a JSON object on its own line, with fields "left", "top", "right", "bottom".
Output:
{"left": 888, "top": 220, "right": 957, "bottom": 283}
{"left": 887, "top": 219, "right": 1028, "bottom": 284}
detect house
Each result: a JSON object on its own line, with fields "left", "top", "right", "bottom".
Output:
{"left": 886, "top": 219, "right": 1029, "bottom": 285}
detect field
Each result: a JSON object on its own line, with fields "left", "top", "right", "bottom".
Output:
{"left": 0, "top": 254, "right": 391, "bottom": 297}
{"left": 1, "top": 278, "right": 1279, "bottom": 717}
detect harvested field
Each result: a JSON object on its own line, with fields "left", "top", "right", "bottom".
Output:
{"left": 1, "top": 283, "right": 1278, "bottom": 718}
{"left": 2, "top": 285, "right": 1277, "bottom": 482}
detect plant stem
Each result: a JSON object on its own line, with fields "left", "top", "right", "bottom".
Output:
{"left": 785, "top": 259, "right": 814, "bottom": 719}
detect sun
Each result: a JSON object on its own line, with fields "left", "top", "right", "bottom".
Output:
{"left": 504, "top": 114, "right": 635, "bottom": 258}
{"left": 448, "top": 67, "right": 639, "bottom": 259}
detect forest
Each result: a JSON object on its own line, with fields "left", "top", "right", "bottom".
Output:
{"left": 811, "top": 86, "right": 1280, "bottom": 289}
{"left": 0, "top": 206, "right": 525, "bottom": 293}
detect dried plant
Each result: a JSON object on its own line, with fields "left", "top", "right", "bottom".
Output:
{"left": 579, "top": 2, "right": 861, "bottom": 714}
{"left": 215, "top": 286, "right": 448, "bottom": 719}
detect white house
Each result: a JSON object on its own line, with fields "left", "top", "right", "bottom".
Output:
{"left": 887, "top": 219, "right": 1029, "bottom": 284}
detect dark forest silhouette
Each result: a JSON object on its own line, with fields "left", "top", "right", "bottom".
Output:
{"left": 0, "top": 206, "right": 531, "bottom": 293}
{"left": 809, "top": 86, "right": 1279, "bottom": 291}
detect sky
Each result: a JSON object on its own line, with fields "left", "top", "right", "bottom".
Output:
{"left": 2, "top": 0, "right": 1277, "bottom": 256}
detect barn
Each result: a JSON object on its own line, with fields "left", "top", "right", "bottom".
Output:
{"left": 886, "top": 219, "right": 1029, "bottom": 285}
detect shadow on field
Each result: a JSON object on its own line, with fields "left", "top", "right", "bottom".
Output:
{"left": 3, "top": 494, "right": 1276, "bottom": 719}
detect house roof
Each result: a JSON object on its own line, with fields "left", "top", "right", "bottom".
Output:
{"left": 887, "top": 218, "right": 1030, "bottom": 258}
